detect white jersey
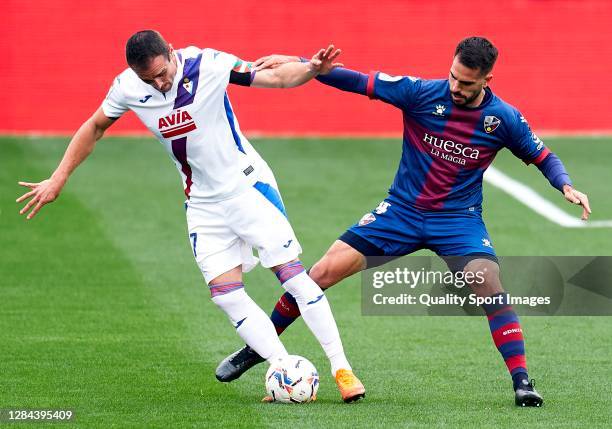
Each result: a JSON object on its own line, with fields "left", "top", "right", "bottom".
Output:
{"left": 102, "top": 46, "right": 269, "bottom": 202}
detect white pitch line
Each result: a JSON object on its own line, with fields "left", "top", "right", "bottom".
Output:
{"left": 483, "top": 166, "right": 612, "bottom": 228}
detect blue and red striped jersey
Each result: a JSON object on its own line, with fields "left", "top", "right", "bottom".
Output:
{"left": 367, "top": 73, "right": 549, "bottom": 211}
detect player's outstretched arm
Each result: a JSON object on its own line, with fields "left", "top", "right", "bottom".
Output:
{"left": 254, "top": 52, "right": 370, "bottom": 96}
{"left": 251, "top": 45, "right": 342, "bottom": 89}
{"left": 16, "top": 107, "right": 115, "bottom": 220}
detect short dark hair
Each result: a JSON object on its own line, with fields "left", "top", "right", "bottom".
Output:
{"left": 125, "top": 30, "right": 170, "bottom": 71}
{"left": 454, "top": 37, "right": 498, "bottom": 75}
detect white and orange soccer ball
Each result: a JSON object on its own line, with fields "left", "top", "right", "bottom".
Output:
{"left": 265, "top": 355, "right": 319, "bottom": 403}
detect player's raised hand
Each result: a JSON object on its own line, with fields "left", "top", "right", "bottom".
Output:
{"left": 562, "top": 184, "right": 591, "bottom": 220}
{"left": 309, "top": 44, "right": 343, "bottom": 75}
{"left": 253, "top": 55, "right": 300, "bottom": 71}
{"left": 16, "top": 178, "right": 64, "bottom": 220}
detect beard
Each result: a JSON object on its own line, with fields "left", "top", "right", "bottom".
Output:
{"left": 451, "top": 90, "right": 482, "bottom": 106}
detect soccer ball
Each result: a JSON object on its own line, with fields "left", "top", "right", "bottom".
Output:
{"left": 265, "top": 355, "right": 319, "bottom": 403}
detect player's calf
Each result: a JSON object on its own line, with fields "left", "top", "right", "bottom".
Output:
{"left": 216, "top": 289, "right": 299, "bottom": 382}
{"left": 464, "top": 259, "right": 543, "bottom": 406}
{"left": 210, "top": 285, "right": 287, "bottom": 363}
{"left": 273, "top": 259, "right": 353, "bottom": 376}
{"left": 479, "top": 289, "right": 543, "bottom": 407}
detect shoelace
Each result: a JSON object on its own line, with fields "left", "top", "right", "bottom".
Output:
{"left": 230, "top": 347, "right": 252, "bottom": 364}
{"left": 337, "top": 371, "right": 354, "bottom": 386}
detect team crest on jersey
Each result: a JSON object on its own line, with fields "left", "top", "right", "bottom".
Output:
{"left": 358, "top": 213, "right": 376, "bottom": 226}
{"left": 183, "top": 78, "right": 193, "bottom": 95}
{"left": 484, "top": 116, "right": 501, "bottom": 133}
{"left": 158, "top": 109, "right": 197, "bottom": 138}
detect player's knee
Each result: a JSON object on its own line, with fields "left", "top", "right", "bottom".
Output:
{"left": 464, "top": 258, "right": 503, "bottom": 296}
{"left": 463, "top": 258, "right": 499, "bottom": 279}
{"left": 309, "top": 259, "right": 337, "bottom": 289}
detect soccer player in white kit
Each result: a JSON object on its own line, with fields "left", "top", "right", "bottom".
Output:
{"left": 16, "top": 30, "right": 365, "bottom": 402}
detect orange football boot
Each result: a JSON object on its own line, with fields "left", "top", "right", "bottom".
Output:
{"left": 335, "top": 369, "right": 365, "bottom": 403}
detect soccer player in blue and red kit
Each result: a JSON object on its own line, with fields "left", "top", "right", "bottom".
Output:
{"left": 215, "top": 37, "right": 591, "bottom": 406}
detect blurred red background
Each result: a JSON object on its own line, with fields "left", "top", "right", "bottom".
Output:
{"left": 4, "top": 0, "right": 612, "bottom": 135}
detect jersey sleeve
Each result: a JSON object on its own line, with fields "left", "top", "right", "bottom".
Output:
{"left": 101, "top": 75, "right": 129, "bottom": 119}
{"left": 504, "top": 110, "right": 550, "bottom": 165}
{"left": 204, "top": 49, "right": 248, "bottom": 87}
{"left": 229, "top": 58, "right": 255, "bottom": 86}
{"left": 368, "top": 72, "right": 422, "bottom": 110}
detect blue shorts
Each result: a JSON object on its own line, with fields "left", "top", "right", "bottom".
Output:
{"left": 340, "top": 195, "right": 497, "bottom": 270}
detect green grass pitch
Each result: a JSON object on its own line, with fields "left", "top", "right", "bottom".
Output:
{"left": 1, "top": 135, "right": 611, "bottom": 428}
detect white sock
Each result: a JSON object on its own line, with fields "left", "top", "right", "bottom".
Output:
{"left": 281, "top": 271, "right": 351, "bottom": 375}
{"left": 211, "top": 287, "right": 287, "bottom": 363}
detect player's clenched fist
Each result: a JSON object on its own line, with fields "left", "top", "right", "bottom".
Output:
{"left": 16, "top": 178, "right": 64, "bottom": 220}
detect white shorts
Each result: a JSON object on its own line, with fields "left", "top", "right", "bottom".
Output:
{"left": 185, "top": 182, "right": 302, "bottom": 284}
